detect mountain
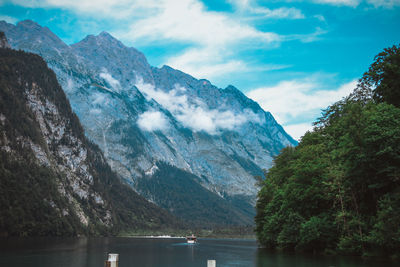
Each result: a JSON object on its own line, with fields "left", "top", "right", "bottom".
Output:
{"left": 0, "top": 33, "right": 180, "bottom": 236}
{"left": 0, "top": 20, "right": 297, "bottom": 226}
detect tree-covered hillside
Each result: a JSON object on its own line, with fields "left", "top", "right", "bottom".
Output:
{"left": 0, "top": 39, "right": 182, "bottom": 237}
{"left": 255, "top": 45, "right": 400, "bottom": 258}
{"left": 136, "top": 162, "right": 255, "bottom": 227}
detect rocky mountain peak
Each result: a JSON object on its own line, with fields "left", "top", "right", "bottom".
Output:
{"left": 0, "top": 19, "right": 298, "bottom": 226}
{"left": 9, "top": 20, "right": 69, "bottom": 51}
{"left": 0, "top": 31, "right": 10, "bottom": 48}
{"left": 75, "top": 31, "right": 122, "bottom": 49}
{"left": 98, "top": 31, "right": 116, "bottom": 40}
{"left": 17, "top": 19, "right": 40, "bottom": 29}
{"left": 224, "top": 85, "right": 245, "bottom": 98}
{"left": 160, "top": 64, "right": 175, "bottom": 71}
{"left": 71, "top": 31, "right": 153, "bottom": 85}
{"left": 0, "top": 45, "right": 181, "bottom": 236}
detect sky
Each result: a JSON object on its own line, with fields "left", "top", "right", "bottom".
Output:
{"left": 0, "top": 0, "right": 399, "bottom": 140}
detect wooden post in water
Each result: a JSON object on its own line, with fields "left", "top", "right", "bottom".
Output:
{"left": 105, "top": 253, "right": 119, "bottom": 267}
{"left": 207, "top": 260, "right": 216, "bottom": 267}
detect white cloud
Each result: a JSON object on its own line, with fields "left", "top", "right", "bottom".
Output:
{"left": 312, "top": 0, "right": 361, "bottom": 7}
{"left": 7, "top": 0, "right": 157, "bottom": 18}
{"left": 367, "top": 0, "right": 400, "bottom": 8}
{"left": 246, "top": 78, "right": 357, "bottom": 137}
{"left": 137, "top": 110, "right": 169, "bottom": 132}
{"left": 135, "top": 77, "right": 262, "bottom": 134}
{"left": 283, "top": 122, "right": 314, "bottom": 141}
{"left": 166, "top": 47, "right": 248, "bottom": 79}
{"left": 229, "top": 0, "right": 305, "bottom": 19}
{"left": 118, "top": 0, "right": 281, "bottom": 79}
{"left": 99, "top": 70, "right": 120, "bottom": 92}
{"left": 125, "top": 0, "right": 279, "bottom": 46}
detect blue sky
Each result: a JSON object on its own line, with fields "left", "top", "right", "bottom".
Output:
{"left": 0, "top": 0, "right": 399, "bottom": 139}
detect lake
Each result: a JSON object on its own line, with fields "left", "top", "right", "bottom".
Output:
{"left": 0, "top": 237, "right": 396, "bottom": 266}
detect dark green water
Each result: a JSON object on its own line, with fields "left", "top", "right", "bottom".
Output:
{"left": 0, "top": 237, "right": 396, "bottom": 266}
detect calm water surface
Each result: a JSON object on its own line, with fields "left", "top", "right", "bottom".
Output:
{"left": 0, "top": 237, "right": 396, "bottom": 267}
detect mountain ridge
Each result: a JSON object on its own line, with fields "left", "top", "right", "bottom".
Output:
{"left": 0, "top": 35, "right": 182, "bottom": 236}
{"left": 0, "top": 20, "right": 296, "bottom": 226}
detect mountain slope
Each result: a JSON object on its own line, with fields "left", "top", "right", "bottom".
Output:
{"left": 0, "top": 20, "right": 297, "bottom": 226}
{"left": 0, "top": 35, "right": 180, "bottom": 236}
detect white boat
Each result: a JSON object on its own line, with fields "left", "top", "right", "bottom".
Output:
{"left": 186, "top": 234, "right": 197, "bottom": 244}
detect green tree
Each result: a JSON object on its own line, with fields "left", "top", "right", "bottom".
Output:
{"left": 255, "top": 44, "right": 400, "bottom": 257}
{"left": 359, "top": 44, "right": 400, "bottom": 107}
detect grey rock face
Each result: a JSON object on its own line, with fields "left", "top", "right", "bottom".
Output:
{"left": 0, "top": 20, "right": 297, "bottom": 224}
{"left": 0, "top": 31, "right": 10, "bottom": 48}
{"left": 0, "top": 47, "right": 111, "bottom": 230}
{"left": 0, "top": 46, "right": 180, "bottom": 234}
{"left": 25, "top": 82, "right": 104, "bottom": 227}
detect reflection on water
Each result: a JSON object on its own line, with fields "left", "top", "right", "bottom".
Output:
{"left": 256, "top": 248, "right": 399, "bottom": 267}
{"left": 0, "top": 237, "right": 397, "bottom": 267}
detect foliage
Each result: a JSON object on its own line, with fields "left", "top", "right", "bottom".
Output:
{"left": 359, "top": 44, "right": 400, "bottom": 107}
{"left": 136, "top": 162, "right": 255, "bottom": 227}
{"left": 255, "top": 45, "right": 400, "bottom": 258}
{"left": 0, "top": 47, "right": 182, "bottom": 236}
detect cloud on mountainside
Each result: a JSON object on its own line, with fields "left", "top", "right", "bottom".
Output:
{"left": 137, "top": 110, "right": 170, "bottom": 132}
{"left": 100, "top": 70, "right": 120, "bottom": 90}
{"left": 4, "top": 0, "right": 398, "bottom": 140}
{"left": 135, "top": 77, "right": 263, "bottom": 134}
{"left": 247, "top": 79, "right": 358, "bottom": 140}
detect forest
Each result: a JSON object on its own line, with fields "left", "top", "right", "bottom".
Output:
{"left": 0, "top": 44, "right": 182, "bottom": 237}
{"left": 255, "top": 44, "right": 400, "bottom": 258}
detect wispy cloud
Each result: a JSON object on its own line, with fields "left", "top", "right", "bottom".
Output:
{"left": 135, "top": 77, "right": 262, "bottom": 134}
{"left": 254, "top": 7, "right": 305, "bottom": 19}
{"left": 229, "top": 0, "right": 305, "bottom": 19}
{"left": 313, "top": 0, "right": 361, "bottom": 7}
{"left": 314, "top": 14, "right": 326, "bottom": 22}
{"left": 285, "top": 27, "right": 328, "bottom": 43}
{"left": 367, "top": 0, "right": 400, "bottom": 8}
{"left": 312, "top": 0, "right": 400, "bottom": 7}
{"left": 165, "top": 47, "right": 248, "bottom": 79}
